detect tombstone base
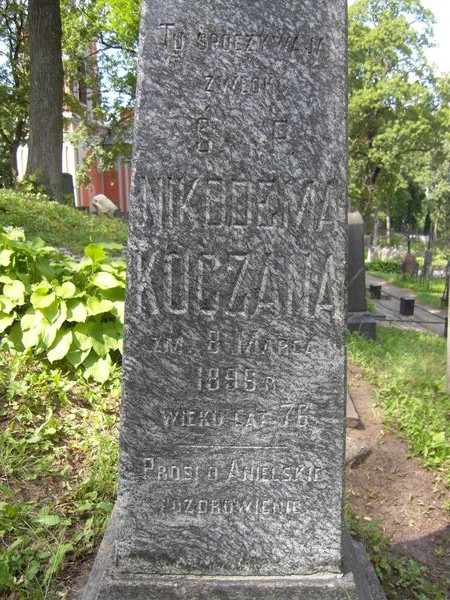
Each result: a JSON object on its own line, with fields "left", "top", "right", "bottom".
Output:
{"left": 80, "top": 510, "right": 385, "bottom": 600}
{"left": 347, "top": 312, "right": 378, "bottom": 340}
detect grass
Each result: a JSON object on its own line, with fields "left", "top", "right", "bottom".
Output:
{"left": 348, "top": 327, "right": 450, "bottom": 479}
{"left": 346, "top": 508, "right": 450, "bottom": 600}
{"left": 0, "top": 189, "right": 128, "bottom": 255}
{"left": 0, "top": 351, "right": 120, "bottom": 598}
{"left": 348, "top": 326, "right": 450, "bottom": 598}
{"left": 367, "top": 270, "right": 446, "bottom": 308}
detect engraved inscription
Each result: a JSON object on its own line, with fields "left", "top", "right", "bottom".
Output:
{"left": 159, "top": 404, "right": 309, "bottom": 430}
{"left": 157, "top": 24, "right": 329, "bottom": 59}
{"left": 203, "top": 74, "right": 282, "bottom": 97}
{"left": 144, "top": 457, "right": 321, "bottom": 484}
{"left": 135, "top": 249, "right": 343, "bottom": 323}
{"left": 139, "top": 175, "right": 344, "bottom": 231}
{"left": 162, "top": 497, "right": 304, "bottom": 516}
{"left": 197, "top": 367, "right": 277, "bottom": 392}
{"left": 160, "top": 409, "right": 225, "bottom": 428}
{"left": 206, "top": 330, "right": 311, "bottom": 359}
{"left": 272, "top": 119, "right": 288, "bottom": 140}
{"left": 235, "top": 331, "right": 308, "bottom": 357}
{"left": 158, "top": 23, "right": 186, "bottom": 51}
{"left": 196, "top": 106, "right": 212, "bottom": 152}
{"left": 151, "top": 336, "right": 185, "bottom": 354}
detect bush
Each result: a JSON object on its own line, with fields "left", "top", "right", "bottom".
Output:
{"left": 0, "top": 227, "right": 125, "bottom": 382}
{"left": 366, "top": 259, "right": 401, "bottom": 274}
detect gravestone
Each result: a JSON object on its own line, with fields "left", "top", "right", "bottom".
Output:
{"left": 347, "top": 212, "right": 377, "bottom": 339}
{"left": 83, "top": 1, "right": 384, "bottom": 598}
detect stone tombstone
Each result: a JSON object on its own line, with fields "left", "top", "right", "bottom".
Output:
{"left": 347, "top": 212, "right": 367, "bottom": 313}
{"left": 82, "top": 0, "right": 382, "bottom": 598}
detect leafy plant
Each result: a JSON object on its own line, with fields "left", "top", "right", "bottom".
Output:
{"left": 366, "top": 259, "right": 401, "bottom": 274}
{"left": 0, "top": 227, "right": 125, "bottom": 382}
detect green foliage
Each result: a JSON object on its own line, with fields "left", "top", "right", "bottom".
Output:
{"left": 366, "top": 259, "right": 401, "bottom": 274}
{"left": 346, "top": 508, "right": 450, "bottom": 599}
{"left": 348, "top": 0, "right": 440, "bottom": 231}
{"left": 348, "top": 327, "right": 450, "bottom": 480}
{"left": 0, "top": 226, "right": 125, "bottom": 382}
{"left": 0, "top": 351, "right": 119, "bottom": 597}
{"left": 0, "top": 188, "right": 128, "bottom": 254}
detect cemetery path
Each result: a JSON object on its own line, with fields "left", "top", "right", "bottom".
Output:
{"left": 366, "top": 274, "right": 447, "bottom": 337}
{"left": 346, "top": 361, "right": 450, "bottom": 589}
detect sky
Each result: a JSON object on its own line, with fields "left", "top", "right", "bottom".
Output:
{"left": 425, "top": 0, "right": 450, "bottom": 74}
{"left": 348, "top": 0, "right": 450, "bottom": 74}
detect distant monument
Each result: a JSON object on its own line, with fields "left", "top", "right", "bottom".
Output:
{"left": 347, "top": 212, "right": 377, "bottom": 339}
{"left": 83, "top": 1, "right": 385, "bottom": 598}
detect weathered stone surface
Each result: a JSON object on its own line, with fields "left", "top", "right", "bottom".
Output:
{"left": 80, "top": 0, "right": 385, "bottom": 597}
{"left": 117, "top": 0, "right": 348, "bottom": 578}
{"left": 348, "top": 212, "right": 367, "bottom": 313}
{"left": 81, "top": 509, "right": 388, "bottom": 599}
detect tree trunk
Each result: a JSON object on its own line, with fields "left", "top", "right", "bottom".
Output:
{"left": 433, "top": 212, "right": 439, "bottom": 240}
{"left": 26, "top": 0, "right": 63, "bottom": 201}
{"left": 372, "top": 211, "right": 380, "bottom": 247}
{"left": 386, "top": 208, "right": 391, "bottom": 246}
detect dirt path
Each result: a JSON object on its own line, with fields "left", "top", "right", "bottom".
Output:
{"left": 366, "top": 274, "right": 447, "bottom": 337}
{"left": 346, "top": 361, "right": 450, "bottom": 587}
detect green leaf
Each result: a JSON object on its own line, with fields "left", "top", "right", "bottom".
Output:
{"left": 86, "top": 296, "right": 114, "bottom": 316}
{"left": 91, "top": 271, "right": 120, "bottom": 289}
{"left": 22, "top": 327, "right": 41, "bottom": 350}
{"left": 113, "top": 300, "right": 125, "bottom": 323}
{"left": 66, "top": 299, "right": 88, "bottom": 322}
{"left": 0, "top": 248, "right": 13, "bottom": 267}
{"left": 30, "top": 237, "right": 46, "bottom": 250}
{"left": 97, "top": 242, "right": 124, "bottom": 252}
{"left": 0, "top": 560, "right": 13, "bottom": 585}
{"left": 55, "top": 281, "right": 77, "bottom": 299}
{"left": 102, "top": 321, "right": 121, "bottom": 352}
{"left": 85, "top": 243, "right": 106, "bottom": 262}
{"left": 21, "top": 311, "right": 45, "bottom": 349}
{"left": 66, "top": 345, "right": 91, "bottom": 367}
{"left": 30, "top": 289, "right": 56, "bottom": 309}
{"left": 42, "top": 543, "right": 74, "bottom": 585}
{"left": 2, "top": 227, "right": 25, "bottom": 241}
{"left": 47, "top": 329, "right": 73, "bottom": 362}
{"left": 25, "top": 560, "right": 40, "bottom": 581}
{"left": 41, "top": 324, "right": 58, "bottom": 349}
{"left": 0, "top": 312, "right": 15, "bottom": 333}
{"left": 83, "top": 352, "right": 112, "bottom": 383}
{"left": 21, "top": 310, "right": 43, "bottom": 331}
{"left": 3, "top": 280, "right": 25, "bottom": 304}
{"left": 0, "top": 297, "right": 17, "bottom": 314}
{"left": 34, "top": 514, "right": 62, "bottom": 527}
{"left": 8, "top": 322, "right": 24, "bottom": 351}
{"left": 36, "top": 256, "right": 59, "bottom": 280}
{"left": 39, "top": 299, "right": 67, "bottom": 328}
{"left": 73, "top": 322, "right": 95, "bottom": 351}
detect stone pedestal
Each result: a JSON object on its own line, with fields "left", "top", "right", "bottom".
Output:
{"left": 83, "top": 510, "right": 385, "bottom": 599}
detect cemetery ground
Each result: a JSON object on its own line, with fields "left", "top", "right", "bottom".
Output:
{"left": 0, "top": 193, "right": 449, "bottom": 598}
